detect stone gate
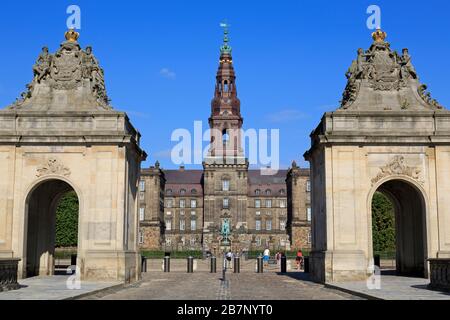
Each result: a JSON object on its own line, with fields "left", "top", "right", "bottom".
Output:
{"left": 0, "top": 30, "right": 146, "bottom": 282}
{"left": 305, "top": 30, "right": 450, "bottom": 283}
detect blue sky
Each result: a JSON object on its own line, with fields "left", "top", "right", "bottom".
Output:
{"left": 0, "top": 0, "right": 449, "bottom": 169}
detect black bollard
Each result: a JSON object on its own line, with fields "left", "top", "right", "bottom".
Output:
{"left": 141, "top": 256, "right": 147, "bottom": 273}
{"left": 304, "top": 256, "right": 310, "bottom": 273}
{"left": 234, "top": 256, "right": 240, "bottom": 273}
{"left": 211, "top": 256, "right": 217, "bottom": 273}
{"left": 257, "top": 255, "right": 264, "bottom": 273}
{"left": 280, "top": 255, "right": 287, "bottom": 273}
{"left": 187, "top": 256, "right": 194, "bottom": 273}
{"left": 164, "top": 256, "right": 170, "bottom": 272}
{"left": 71, "top": 254, "right": 77, "bottom": 267}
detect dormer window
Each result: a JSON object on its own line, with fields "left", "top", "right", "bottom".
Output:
{"left": 265, "top": 189, "right": 272, "bottom": 196}
{"left": 255, "top": 189, "right": 261, "bottom": 196}
{"left": 180, "top": 189, "right": 186, "bottom": 195}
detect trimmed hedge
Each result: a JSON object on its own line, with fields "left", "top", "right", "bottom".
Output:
{"left": 55, "top": 191, "right": 79, "bottom": 247}
{"left": 141, "top": 250, "right": 203, "bottom": 259}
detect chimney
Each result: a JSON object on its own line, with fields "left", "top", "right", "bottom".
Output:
{"left": 179, "top": 165, "right": 185, "bottom": 172}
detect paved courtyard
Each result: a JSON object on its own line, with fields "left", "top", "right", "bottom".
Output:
{"left": 0, "top": 275, "right": 121, "bottom": 300}
{"left": 329, "top": 274, "right": 450, "bottom": 300}
{"left": 80, "top": 272, "right": 360, "bottom": 300}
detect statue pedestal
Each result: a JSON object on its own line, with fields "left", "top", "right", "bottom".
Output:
{"left": 0, "top": 258, "right": 21, "bottom": 292}
{"left": 429, "top": 259, "right": 450, "bottom": 292}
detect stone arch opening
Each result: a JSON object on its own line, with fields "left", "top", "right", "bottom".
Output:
{"left": 24, "top": 179, "right": 80, "bottom": 278}
{"left": 371, "top": 179, "right": 427, "bottom": 277}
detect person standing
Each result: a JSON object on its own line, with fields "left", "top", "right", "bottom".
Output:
{"left": 263, "top": 248, "right": 270, "bottom": 266}
{"left": 225, "top": 250, "right": 233, "bottom": 269}
{"left": 296, "top": 249, "right": 304, "bottom": 270}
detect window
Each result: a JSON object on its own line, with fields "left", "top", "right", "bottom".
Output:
{"left": 306, "top": 180, "right": 311, "bottom": 192}
{"left": 166, "top": 189, "right": 173, "bottom": 195}
{"left": 165, "top": 238, "right": 172, "bottom": 246}
{"left": 256, "top": 237, "right": 262, "bottom": 246}
{"left": 166, "top": 199, "right": 173, "bottom": 208}
{"left": 180, "top": 210, "right": 185, "bottom": 216}
{"left": 139, "top": 180, "right": 145, "bottom": 192}
{"left": 139, "top": 192, "right": 145, "bottom": 200}
{"left": 279, "top": 189, "right": 286, "bottom": 195}
{"left": 255, "top": 211, "right": 261, "bottom": 216}
{"left": 191, "top": 210, "right": 196, "bottom": 216}
{"left": 138, "top": 231, "right": 144, "bottom": 244}
{"left": 191, "top": 189, "right": 197, "bottom": 195}
{"left": 265, "top": 189, "right": 271, "bottom": 196}
{"left": 180, "top": 189, "right": 186, "bottom": 195}
{"left": 223, "top": 198, "right": 229, "bottom": 209}
{"left": 255, "top": 199, "right": 261, "bottom": 208}
{"left": 180, "top": 199, "right": 186, "bottom": 208}
{"left": 139, "top": 207, "right": 145, "bottom": 221}
{"left": 191, "top": 199, "right": 197, "bottom": 208}
{"left": 279, "top": 199, "right": 286, "bottom": 208}
{"left": 191, "top": 220, "right": 197, "bottom": 231}
{"left": 266, "top": 220, "right": 272, "bottom": 231}
{"left": 222, "top": 129, "right": 230, "bottom": 144}
{"left": 166, "top": 211, "right": 172, "bottom": 216}
{"left": 165, "top": 219, "right": 172, "bottom": 231}
{"left": 265, "top": 199, "right": 272, "bottom": 208}
{"left": 255, "top": 220, "right": 261, "bottom": 231}
{"left": 180, "top": 219, "right": 186, "bottom": 231}
{"left": 190, "top": 237, "right": 196, "bottom": 246}
{"left": 222, "top": 180, "right": 230, "bottom": 191}
{"left": 255, "top": 189, "right": 261, "bottom": 196}
{"left": 266, "top": 211, "right": 272, "bottom": 216}
{"left": 307, "top": 207, "right": 312, "bottom": 222}
{"left": 307, "top": 232, "right": 312, "bottom": 244}
{"left": 280, "top": 221, "right": 286, "bottom": 231}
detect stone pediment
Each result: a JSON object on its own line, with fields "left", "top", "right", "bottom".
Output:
{"left": 6, "top": 30, "right": 112, "bottom": 111}
{"left": 340, "top": 30, "right": 445, "bottom": 112}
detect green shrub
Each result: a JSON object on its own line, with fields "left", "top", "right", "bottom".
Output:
{"left": 141, "top": 250, "right": 203, "bottom": 259}
{"left": 55, "top": 191, "right": 79, "bottom": 247}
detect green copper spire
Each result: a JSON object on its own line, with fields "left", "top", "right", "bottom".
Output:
{"left": 220, "top": 21, "right": 232, "bottom": 54}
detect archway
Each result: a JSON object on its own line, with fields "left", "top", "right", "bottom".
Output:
{"left": 25, "top": 179, "right": 79, "bottom": 278}
{"left": 371, "top": 179, "right": 427, "bottom": 277}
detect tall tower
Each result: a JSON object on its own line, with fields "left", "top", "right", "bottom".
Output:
{"left": 203, "top": 24, "right": 249, "bottom": 252}
{"left": 207, "top": 23, "right": 244, "bottom": 161}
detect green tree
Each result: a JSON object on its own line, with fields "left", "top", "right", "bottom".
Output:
{"left": 372, "top": 192, "right": 396, "bottom": 252}
{"left": 55, "top": 191, "right": 79, "bottom": 247}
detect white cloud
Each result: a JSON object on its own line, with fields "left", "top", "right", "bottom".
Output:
{"left": 265, "top": 109, "right": 309, "bottom": 123}
{"left": 159, "top": 68, "right": 176, "bottom": 80}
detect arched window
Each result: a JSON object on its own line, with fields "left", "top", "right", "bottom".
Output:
{"left": 191, "top": 189, "right": 197, "bottom": 195}
{"left": 224, "top": 80, "right": 229, "bottom": 92}
{"left": 180, "top": 189, "right": 186, "bottom": 195}
{"left": 166, "top": 189, "right": 173, "bottom": 195}
{"left": 279, "top": 189, "right": 286, "bottom": 195}
{"left": 265, "top": 189, "right": 272, "bottom": 196}
{"left": 222, "top": 129, "right": 230, "bottom": 144}
{"left": 255, "top": 189, "right": 261, "bottom": 196}
{"left": 222, "top": 179, "right": 230, "bottom": 191}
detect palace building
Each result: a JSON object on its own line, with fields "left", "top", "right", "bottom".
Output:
{"left": 138, "top": 28, "right": 312, "bottom": 254}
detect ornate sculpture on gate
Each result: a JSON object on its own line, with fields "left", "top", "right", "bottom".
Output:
{"left": 340, "top": 29, "right": 444, "bottom": 111}
{"left": 7, "top": 29, "right": 111, "bottom": 110}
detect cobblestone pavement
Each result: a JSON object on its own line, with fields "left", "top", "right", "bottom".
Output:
{"left": 81, "top": 272, "right": 361, "bottom": 300}
{"left": 0, "top": 276, "right": 121, "bottom": 300}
